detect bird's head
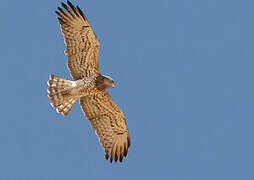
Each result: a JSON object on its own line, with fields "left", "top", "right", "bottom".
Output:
{"left": 96, "top": 75, "right": 115, "bottom": 90}
{"left": 103, "top": 75, "right": 115, "bottom": 88}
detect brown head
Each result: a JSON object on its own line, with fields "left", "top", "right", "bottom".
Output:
{"left": 96, "top": 75, "right": 115, "bottom": 90}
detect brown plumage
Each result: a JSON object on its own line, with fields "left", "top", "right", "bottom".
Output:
{"left": 47, "top": 1, "right": 130, "bottom": 163}
{"left": 56, "top": 1, "right": 100, "bottom": 79}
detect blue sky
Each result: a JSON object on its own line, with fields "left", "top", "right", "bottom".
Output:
{"left": 0, "top": 0, "right": 253, "bottom": 179}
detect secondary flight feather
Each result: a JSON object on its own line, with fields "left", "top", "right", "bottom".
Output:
{"left": 47, "top": 1, "right": 130, "bottom": 163}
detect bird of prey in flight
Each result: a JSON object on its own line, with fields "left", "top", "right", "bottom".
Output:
{"left": 47, "top": 1, "right": 130, "bottom": 163}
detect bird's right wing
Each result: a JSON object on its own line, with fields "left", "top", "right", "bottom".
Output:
{"left": 56, "top": 1, "right": 100, "bottom": 79}
{"left": 80, "top": 91, "right": 130, "bottom": 163}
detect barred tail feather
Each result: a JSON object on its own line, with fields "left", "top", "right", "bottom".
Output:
{"left": 56, "top": 97, "right": 77, "bottom": 116}
{"left": 47, "top": 74, "right": 77, "bottom": 116}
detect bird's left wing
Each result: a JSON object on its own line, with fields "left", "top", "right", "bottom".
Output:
{"left": 80, "top": 91, "right": 130, "bottom": 163}
{"left": 56, "top": 1, "right": 100, "bottom": 79}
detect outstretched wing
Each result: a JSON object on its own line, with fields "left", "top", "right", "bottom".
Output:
{"left": 56, "top": 1, "right": 100, "bottom": 79}
{"left": 80, "top": 91, "right": 130, "bottom": 163}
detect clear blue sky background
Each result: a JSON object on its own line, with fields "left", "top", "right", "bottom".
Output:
{"left": 0, "top": 0, "right": 253, "bottom": 179}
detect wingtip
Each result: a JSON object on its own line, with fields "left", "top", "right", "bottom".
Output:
{"left": 124, "top": 145, "right": 128, "bottom": 157}
{"left": 55, "top": 10, "right": 61, "bottom": 17}
{"left": 128, "top": 134, "right": 131, "bottom": 147}
{"left": 114, "top": 155, "right": 118, "bottom": 162}
{"left": 61, "top": 2, "right": 69, "bottom": 12}
{"left": 67, "top": 0, "right": 79, "bottom": 16}
{"left": 105, "top": 153, "right": 109, "bottom": 160}
{"left": 67, "top": 0, "right": 73, "bottom": 7}
{"left": 76, "top": 5, "right": 86, "bottom": 20}
{"left": 61, "top": 2, "right": 66, "bottom": 7}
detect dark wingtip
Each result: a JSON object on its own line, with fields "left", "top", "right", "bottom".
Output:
{"left": 61, "top": 2, "right": 67, "bottom": 8}
{"left": 119, "top": 146, "right": 124, "bottom": 162}
{"left": 61, "top": 2, "right": 69, "bottom": 11}
{"left": 55, "top": 11, "right": 61, "bottom": 17}
{"left": 119, "top": 156, "right": 123, "bottom": 162}
{"left": 67, "top": 0, "right": 79, "bottom": 16}
{"left": 67, "top": 0, "right": 74, "bottom": 8}
{"left": 61, "top": 1, "right": 75, "bottom": 17}
{"left": 76, "top": 5, "right": 86, "bottom": 20}
{"left": 105, "top": 153, "right": 109, "bottom": 160}
{"left": 124, "top": 146, "right": 128, "bottom": 157}
{"left": 57, "top": 7, "right": 65, "bottom": 15}
{"left": 128, "top": 136, "right": 131, "bottom": 148}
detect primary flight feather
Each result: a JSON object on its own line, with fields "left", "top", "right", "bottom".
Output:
{"left": 47, "top": 1, "right": 130, "bottom": 163}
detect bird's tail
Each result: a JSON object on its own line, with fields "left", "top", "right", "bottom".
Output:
{"left": 47, "top": 74, "right": 77, "bottom": 116}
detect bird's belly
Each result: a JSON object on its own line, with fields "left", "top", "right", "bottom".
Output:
{"left": 70, "top": 79, "right": 97, "bottom": 98}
